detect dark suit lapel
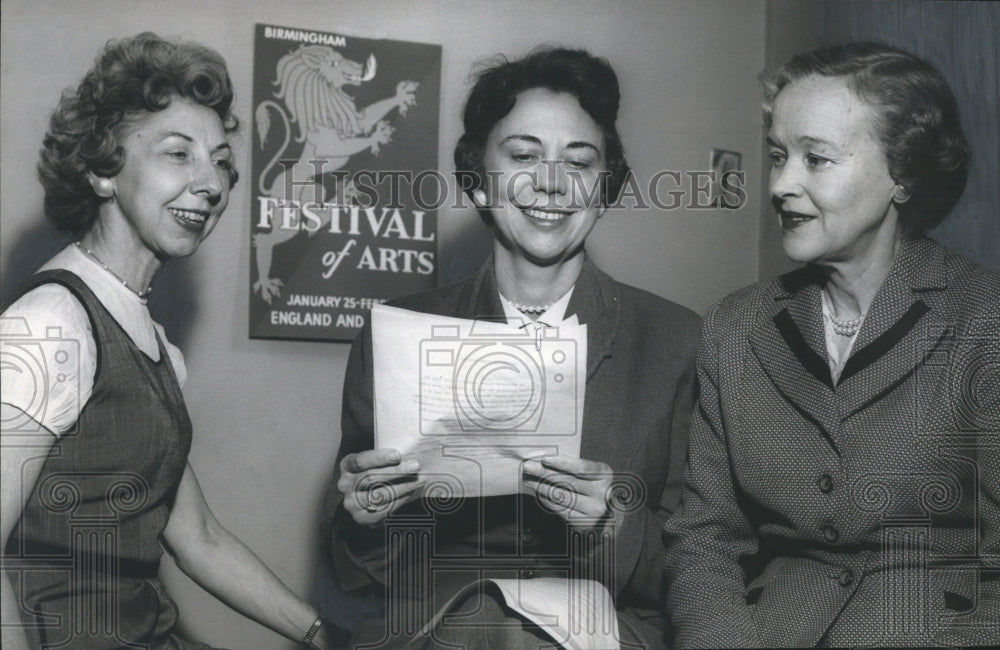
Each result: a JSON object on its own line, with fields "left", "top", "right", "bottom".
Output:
{"left": 835, "top": 237, "right": 951, "bottom": 418}
{"left": 563, "top": 256, "right": 627, "bottom": 469}
{"left": 565, "top": 256, "right": 618, "bottom": 381}
{"left": 779, "top": 280, "right": 832, "bottom": 389}
{"left": 461, "top": 256, "right": 506, "bottom": 322}
{"left": 749, "top": 270, "right": 841, "bottom": 451}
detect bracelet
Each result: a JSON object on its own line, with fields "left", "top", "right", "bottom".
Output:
{"left": 302, "top": 616, "right": 323, "bottom": 647}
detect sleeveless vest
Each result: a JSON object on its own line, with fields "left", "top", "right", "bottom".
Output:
{"left": 7, "top": 270, "right": 192, "bottom": 648}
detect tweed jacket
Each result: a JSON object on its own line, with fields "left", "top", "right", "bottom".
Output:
{"left": 663, "top": 236, "right": 1000, "bottom": 647}
{"left": 323, "top": 256, "right": 699, "bottom": 644}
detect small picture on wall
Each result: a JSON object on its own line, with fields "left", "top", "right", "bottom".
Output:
{"left": 710, "top": 148, "right": 742, "bottom": 208}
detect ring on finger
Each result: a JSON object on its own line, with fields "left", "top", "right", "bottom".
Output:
{"left": 361, "top": 491, "right": 382, "bottom": 513}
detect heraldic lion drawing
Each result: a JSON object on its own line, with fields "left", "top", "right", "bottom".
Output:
{"left": 253, "top": 44, "right": 418, "bottom": 303}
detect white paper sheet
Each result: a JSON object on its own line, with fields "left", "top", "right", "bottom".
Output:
{"left": 371, "top": 303, "right": 587, "bottom": 497}
{"left": 422, "top": 578, "right": 621, "bottom": 650}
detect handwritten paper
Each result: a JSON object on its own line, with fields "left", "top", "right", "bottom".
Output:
{"left": 422, "top": 578, "right": 621, "bottom": 649}
{"left": 371, "top": 304, "right": 587, "bottom": 497}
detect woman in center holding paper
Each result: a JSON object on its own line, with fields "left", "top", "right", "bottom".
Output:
{"left": 322, "top": 47, "right": 699, "bottom": 648}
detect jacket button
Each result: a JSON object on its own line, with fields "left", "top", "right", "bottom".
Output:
{"left": 520, "top": 528, "right": 535, "bottom": 544}
{"left": 838, "top": 569, "right": 854, "bottom": 587}
{"left": 521, "top": 569, "right": 535, "bottom": 579}
{"left": 823, "top": 525, "right": 840, "bottom": 543}
{"left": 817, "top": 474, "right": 834, "bottom": 493}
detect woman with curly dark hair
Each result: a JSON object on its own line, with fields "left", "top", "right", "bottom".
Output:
{"left": 323, "top": 47, "right": 699, "bottom": 648}
{"left": 1, "top": 33, "right": 336, "bottom": 649}
{"left": 664, "top": 42, "right": 999, "bottom": 647}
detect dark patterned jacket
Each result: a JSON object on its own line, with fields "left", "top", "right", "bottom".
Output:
{"left": 323, "top": 256, "right": 699, "bottom": 646}
{"left": 663, "top": 236, "right": 1000, "bottom": 647}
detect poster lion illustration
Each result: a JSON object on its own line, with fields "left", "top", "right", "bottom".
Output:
{"left": 250, "top": 24, "right": 441, "bottom": 341}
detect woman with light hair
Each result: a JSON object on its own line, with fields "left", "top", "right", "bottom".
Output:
{"left": 1, "top": 33, "right": 339, "bottom": 650}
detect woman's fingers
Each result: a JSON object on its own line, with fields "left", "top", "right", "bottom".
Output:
{"left": 522, "top": 474, "right": 611, "bottom": 519}
{"left": 522, "top": 456, "right": 615, "bottom": 521}
{"left": 336, "top": 455, "right": 420, "bottom": 495}
{"left": 355, "top": 459, "right": 421, "bottom": 492}
{"left": 344, "top": 475, "right": 425, "bottom": 524}
{"left": 522, "top": 468, "right": 589, "bottom": 496}
{"left": 523, "top": 457, "right": 611, "bottom": 492}
{"left": 339, "top": 448, "right": 424, "bottom": 524}
{"left": 527, "top": 481, "right": 608, "bottom": 519}
{"left": 342, "top": 448, "right": 403, "bottom": 475}
{"left": 536, "top": 454, "right": 610, "bottom": 477}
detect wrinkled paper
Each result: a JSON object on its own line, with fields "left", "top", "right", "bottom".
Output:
{"left": 422, "top": 578, "right": 621, "bottom": 650}
{"left": 372, "top": 303, "right": 587, "bottom": 497}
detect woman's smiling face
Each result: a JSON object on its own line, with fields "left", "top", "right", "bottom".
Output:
{"left": 768, "top": 74, "right": 900, "bottom": 267}
{"left": 105, "top": 97, "right": 234, "bottom": 260}
{"left": 476, "top": 88, "right": 607, "bottom": 267}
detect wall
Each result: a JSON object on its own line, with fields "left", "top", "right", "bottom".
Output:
{"left": 1, "top": 1, "right": 765, "bottom": 647}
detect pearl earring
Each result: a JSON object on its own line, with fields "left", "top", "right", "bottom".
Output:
{"left": 93, "top": 177, "right": 114, "bottom": 199}
{"left": 892, "top": 184, "right": 910, "bottom": 203}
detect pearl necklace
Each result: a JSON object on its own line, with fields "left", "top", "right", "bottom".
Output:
{"left": 508, "top": 300, "right": 552, "bottom": 314}
{"left": 75, "top": 241, "right": 152, "bottom": 299}
{"left": 821, "top": 290, "right": 862, "bottom": 337}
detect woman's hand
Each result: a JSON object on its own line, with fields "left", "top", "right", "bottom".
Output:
{"left": 522, "top": 455, "right": 618, "bottom": 529}
{"left": 338, "top": 448, "right": 423, "bottom": 525}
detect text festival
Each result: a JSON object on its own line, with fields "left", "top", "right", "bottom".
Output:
{"left": 256, "top": 198, "right": 436, "bottom": 277}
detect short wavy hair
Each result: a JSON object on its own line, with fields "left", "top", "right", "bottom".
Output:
{"left": 761, "top": 41, "right": 970, "bottom": 233}
{"left": 454, "top": 47, "right": 630, "bottom": 211}
{"left": 38, "top": 32, "right": 240, "bottom": 235}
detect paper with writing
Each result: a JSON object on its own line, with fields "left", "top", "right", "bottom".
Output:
{"left": 372, "top": 303, "right": 587, "bottom": 497}
{"left": 420, "top": 578, "right": 620, "bottom": 649}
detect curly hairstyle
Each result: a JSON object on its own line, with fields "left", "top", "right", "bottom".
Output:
{"left": 454, "top": 47, "right": 631, "bottom": 212}
{"left": 761, "top": 41, "right": 970, "bottom": 233}
{"left": 38, "top": 32, "right": 240, "bottom": 235}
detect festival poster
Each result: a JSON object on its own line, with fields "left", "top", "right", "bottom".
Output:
{"left": 249, "top": 24, "right": 441, "bottom": 341}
